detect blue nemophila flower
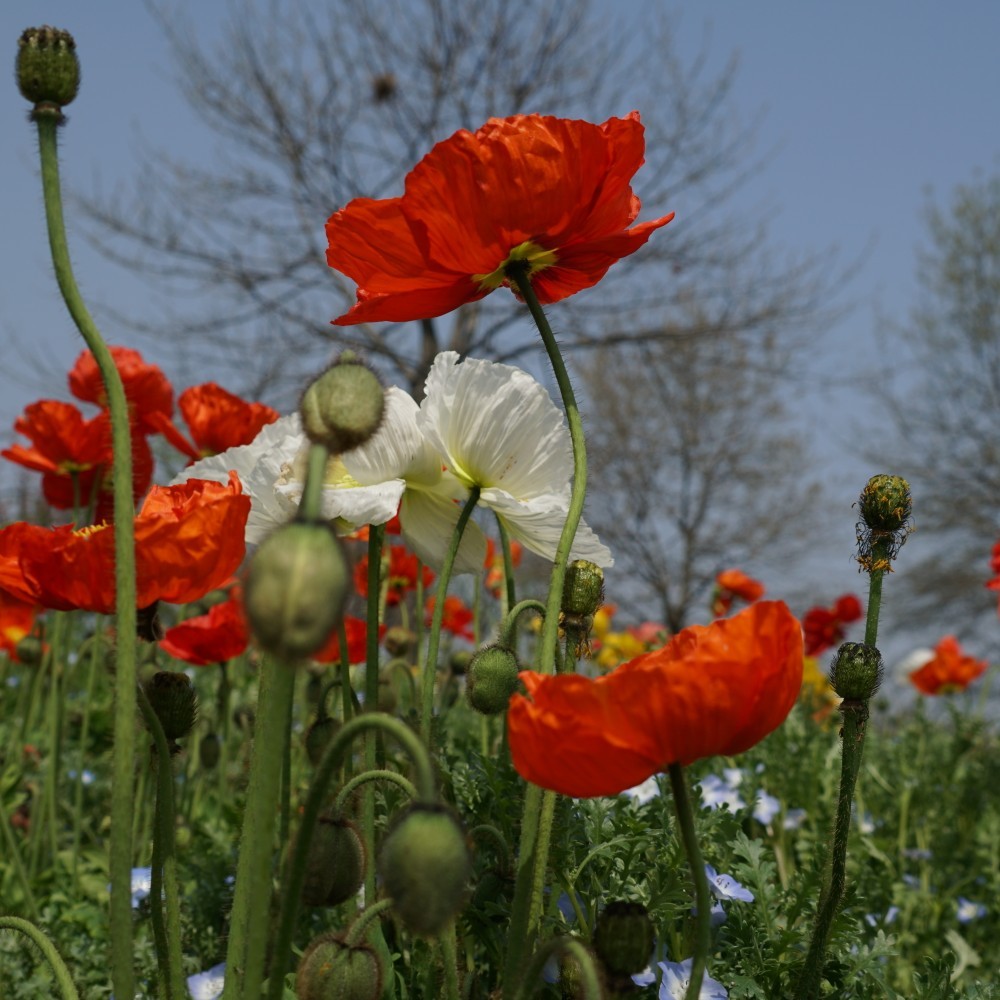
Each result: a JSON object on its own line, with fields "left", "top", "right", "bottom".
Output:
{"left": 902, "top": 873, "right": 921, "bottom": 890}
{"left": 697, "top": 774, "right": 746, "bottom": 812}
{"left": 129, "top": 867, "right": 152, "bottom": 908}
{"left": 657, "top": 959, "right": 728, "bottom": 999}
{"left": 902, "top": 847, "right": 933, "bottom": 861}
{"left": 187, "top": 962, "right": 226, "bottom": 1000}
{"left": 622, "top": 775, "right": 661, "bottom": 805}
{"left": 957, "top": 897, "right": 987, "bottom": 923}
{"left": 753, "top": 790, "right": 781, "bottom": 825}
{"left": 705, "top": 864, "right": 754, "bottom": 903}
{"left": 864, "top": 906, "right": 899, "bottom": 927}
{"left": 783, "top": 808, "right": 807, "bottom": 830}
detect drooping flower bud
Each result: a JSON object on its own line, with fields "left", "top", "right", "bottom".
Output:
{"left": 296, "top": 932, "right": 383, "bottom": 1000}
{"left": 300, "top": 354, "right": 385, "bottom": 454}
{"left": 16, "top": 26, "right": 79, "bottom": 115}
{"left": 242, "top": 521, "right": 349, "bottom": 662}
{"left": 830, "top": 641, "right": 883, "bottom": 702}
{"left": 466, "top": 645, "right": 519, "bottom": 715}
{"left": 199, "top": 732, "right": 221, "bottom": 769}
{"left": 299, "top": 815, "right": 366, "bottom": 907}
{"left": 143, "top": 671, "right": 197, "bottom": 743}
{"left": 304, "top": 715, "right": 341, "bottom": 766}
{"left": 377, "top": 803, "right": 472, "bottom": 936}
{"left": 856, "top": 474, "right": 913, "bottom": 573}
{"left": 561, "top": 560, "right": 604, "bottom": 656}
{"left": 592, "top": 900, "right": 654, "bottom": 977}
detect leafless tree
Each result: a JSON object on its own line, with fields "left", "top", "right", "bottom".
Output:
{"left": 579, "top": 312, "right": 818, "bottom": 633}
{"left": 76, "top": 0, "right": 839, "bottom": 406}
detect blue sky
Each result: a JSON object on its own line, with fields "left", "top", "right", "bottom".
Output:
{"left": 2, "top": 1, "right": 998, "bottom": 670}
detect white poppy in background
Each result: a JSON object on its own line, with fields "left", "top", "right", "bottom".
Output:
{"left": 418, "top": 352, "right": 613, "bottom": 567}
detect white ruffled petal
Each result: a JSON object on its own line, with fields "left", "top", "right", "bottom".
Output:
{"left": 419, "top": 352, "right": 573, "bottom": 498}
{"left": 480, "top": 488, "right": 613, "bottom": 567}
{"left": 276, "top": 478, "right": 406, "bottom": 531}
{"left": 399, "top": 490, "right": 487, "bottom": 575}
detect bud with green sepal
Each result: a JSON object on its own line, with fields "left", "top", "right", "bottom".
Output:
{"left": 466, "top": 645, "right": 519, "bottom": 715}
{"left": 561, "top": 560, "right": 604, "bottom": 660}
{"left": 830, "top": 642, "right": 883, "bottom": 703}
{"left": 300, "top": 353, "right": 385, "bottom": 454}
{"left": 296, "top": 931, "right": 383, "bottom": 1000}
{"left": 199, "top": 732, "right": 221, "bottom": 770}
{"left": 16, "top": 26, "right": 79, "bottom": 121}
{"left": 143, "top": 671, "right": 197, "bottom": 745}
{"left": 856, "top": 474, "right": 913, "bottom": 574}
{"left": 377, "top": 802, "right": 472, "bottom": 936}
{"left": 593, "top": 900, "right": 654, "bottom": 986}
{"left": 299, "top": 814, "right": 366, "bottom": 908}
{"left": 305, "top": 715, "right": 342, "bottom": 766}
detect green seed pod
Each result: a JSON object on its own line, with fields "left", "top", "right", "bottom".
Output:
{"left": 855, "top": 474, "right": 913, "bottom": 572}
{"left": 378, "top": 803, "right": 472, "bottom": 936}
{"left": 296, "top": 932, "right": 383, "bottom": 1000}
{"left": 14, "top": 635, "right": 43, "bottom": 666}
{"left": 143, "top": 671, "right": 197, "bottom": 742}
{"left": 300, "top": 815, "right": 366, "bottom": 907}
{"left": 830, "top": 641, "right": 883, "bottom": 702}
{"left": 305, "top": 715, "right": 342, "bottom": 766}
{"left": 466, "top": 645, "right": 519, "bottom": 715}
{"left": 16, "top": 26, "right": 79, "bottom": 110}
{"left": 300, "top": 354, "right": 385, "bottom": 454}
{"left": 243, "top": 521, "right": 349, "bottom": 661}
{"left": 561, "top": 560, "right": 605, "bottom": 620}
{"left": 198, "top": 732, "right": 221, "bottom": 769}
{"left": 592, "top": 900, "right": 654, "bottom": 977}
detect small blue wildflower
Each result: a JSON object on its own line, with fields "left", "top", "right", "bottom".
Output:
{"left": 753, "top": 790, "right": 781, "bottom": 825}
{"left": 658, "top": 958, "right": 728, "bottom": 999}
{"left": 187, "top": 961, "right": 225, "bottom": 1000}
{"left": 864, "top": 906, "right": 899, "bottom": 928}
{"left": 783, "top": 808, "right": 807, "bottom": 830}
{"left": 722, "top": 767, "right": 744, "bottom": 787}
{"left": 902, "top": 847, "right": 932, "bottom": 861}
{"left": 704, "top": 864, "right": 754, "bottom": 903}
{"left": 129, "top": 867, "right": 152, "bottom": 908}
{"left": 622, "top": 775, "right": 661, "bottom": 805}
{"left": 902, "top": 873, "right": 921, "bottom": 889}
{"left": 68, "top": 769, "right": 96, "bottom": 786}
{"left": 957, "top": 897, "right": 987, "bottom": 923}
{"left": 697, "top": 774, "right": 746, "bottom": 812}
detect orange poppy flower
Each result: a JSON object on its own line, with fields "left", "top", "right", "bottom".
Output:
{"left": 9, "top": 472, "right": 250, "bottom": 614}
{"left": 160, "top": 595, "right": 248, "bottom": 666}
{"left": 712, "top": 568, "right": 765, "bottom": 617}
{"left": 354, "top": 545, "right": 434, "bottom": 606}
{"left": 507, "top": 601, "right": 803, "bottom": 798}
{"left": 483, "top": 536, "right": 523, "bottom": 598}
{"left": 0, "top": 590, "right": 39, "bottom": 660}
{"left": 312, "top": 615, "right": 386, "bottom": 665}
{"left": 426, "top": 595, "right": 475, "bottom": 641}
{"left": 802, "top": 593, "right": 864, "bottom": 656}
{"left": 327, "top": 112, "right": 674, "bottom": 325}
{"left": 908, "top": 636, "right": 988, "bottom": 695}
{"left": 987, "top": 541, "right": 1000, "bottom": 615}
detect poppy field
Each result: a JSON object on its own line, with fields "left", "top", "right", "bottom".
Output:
{"left": 3, "top": 24, "right": 1000, "bottom": 1000}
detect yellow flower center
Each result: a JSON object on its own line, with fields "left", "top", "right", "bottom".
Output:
{"left": 474, "top": 241, "right": 558, "bottom": 292}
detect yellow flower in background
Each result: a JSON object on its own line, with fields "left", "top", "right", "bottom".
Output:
{"left": 596, "top": 630, "right": 647, "bottom": 671}
{"left": 800, "top": 655, "right": 841, "bottom": 723}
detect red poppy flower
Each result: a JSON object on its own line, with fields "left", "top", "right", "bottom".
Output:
{"left": 712, "top": 568, "right": 765, "bottom": 617}
{"left": 354, "top": 545, "right": 434, "bottom": 606}
{"left": 908, "top": 636, "right": 988, "bottom": 696}
{"left": 802, "top": 593, "right": 864, "bottom": 657}
{"left": 8, "top": 472, "right": 250, "bottom": 614}
{"left": 483, "top": 536, "right": 524, "bottom": 598}
{"left": 346, "top": 514, "right": 402, "bottom": 542}
{"left": 508, "top": 601, "right": 803, "bottom": 798}
{"left": 69, "top": 346, "right": 176, "bottom": 436}
{"left": 987, "top": 541, "right": 1000, "bottom": 615}
{"left": 0, "top": 591, "right": 39, "bottom": 660}
{"left": 327, "top": 113, "right": 674, "bottom": 325}
{"left": 161, "top": 383, "right": 281, "bottom": 462}
{"left": 160, "top": 595, "right": 248, "bottom": 666}
{"left": 426, "top": 595, "right": 475, "bottom": 641}
{"left": 312, "top": 615, "right": 386, "bottom": 665}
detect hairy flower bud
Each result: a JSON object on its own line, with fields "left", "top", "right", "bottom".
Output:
{"left": 856, "top": 474, "right": 913, "bottom": 572}
{"left": 300, "top": 354, "right": 385, "bottom": 454}
{"left": 466, "top": 645, "right": 519, "bottom": 715}
{"left": 378, "top": 803, "right": 472, "bottom": 936}
{"left": 144, "top": 671, "right": 197, "bottom": 743}
{"left": 592, "top": 901, "right": 654, "bottom": 977}
{"left": 199, "top": 732, "right": 221, "bottom": 769}
{"left": 243, "top": 521, "right": 349, "bottom": 662}
{"left": 16, "top": 26, "right": 79, "bottom": 113}
{"left": 296, "top": 932, "right": 383, "bottom": 1000}
{"left": 304, "top": 715, "right": 341, "bottom": 766}
{"left": 561, "top": 560, "right": 605, "bottom": 620}
{"left": 300, "top": 815, "right": 366, "bottom": 907}
{"left": 830, "top": 641, "right": 883, "bottom": 702}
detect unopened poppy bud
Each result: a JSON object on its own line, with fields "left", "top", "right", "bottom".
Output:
{"left": 304, "top": 715, "right": 341, "bottom": 766}
{"left": 466, "top": 645, "right": 519, "bottom": 715}
{"left": 830, "top": 641, "right": 883, "bottom": 702}
{"left": 592, "top": 900, "right": 654, "bottom": 977}
{"left": 376, "top": 671, "right": 398, "bottom": 714}
{"left": 14, "top": 635, "right": 43, "bottom": 666}
{"left": 243, "top": 521, "right": 349, "bottom": 662}
{"left": 378, "top": 803, "right": 472, "bottom": 936}
{"left": 299, "top": 815, "right": 366, "bottom": 907}
{"left": 383, "top": 626, "right": 416, "bottom": 657}
{"left": 300, "top": 354, "right": 385, "bottom": 454}
{"left": 856, "top": 474, "right": 913, "bottom": 572}
{"left": 16, "top": 26, "right": 79, "bottom": 114}
{"left": 144, "top": 671, "right": 197, "bottom": 742}
{"left": 296, "top": 932, "right": 383, "bottom": 1000}
{"left": 561, "top": 560, "right": 605, "bottom": 620}
{"left": 199, "top": 732, "right": 221, "bottom": 769}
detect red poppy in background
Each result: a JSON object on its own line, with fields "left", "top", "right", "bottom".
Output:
{"left": 160, "top": 595, "right": 248, "bottom": 666}
{"left": 483, "top": 536, "right": 523, "bottom": 598}
{"left": 908, "top": 636, "right": 988, "bottom": 696}
{"left": 9, "top": 472, "right": 250, "bottom": 614}
{"left": 348, "top": 514, "right": 403, "bottom": 542}
{"left": 313, "top": 615, "right": 386, "bottom": 665}
{"left": 508, "top": 601, "right": 803, "bottom": 798}
{"left": 712, "top": 568, "right": 765, "bottom": 617}
{"left": 802, "top": 593, "right": 864, "bottom": 657}
{"left": 161, "top": 383, "right": 281, "bottom": 462}
{"left": 426, "top": 595, "right": 475, "bottom": 641}
{"left": 327, "top": 113, "right": 674, "bottom": 325}
{"left": 354, "top": 545, "right": 434, "bottom": 606}
{"left": 69, "top": 346, "right": 177, "bottom": 437}
{"left": 0, "top": 591, "right": 39, "bottom": 660}
{"left": 987, "top": 541, "right": 1000, "bottom": 615}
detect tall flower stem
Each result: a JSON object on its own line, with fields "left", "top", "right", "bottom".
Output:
{"left": 668, "top": 763, "right": 712, "bottom": 1000}
{"left": 420, "top": 488, "right": 481, "bottom": 743}
{"left": 0, "top": 917, "right": 80, "bottom": 1000}
{"left": 35, "top": 111, "right": 138, "bottom": 1000}
{"left": 503, "top": 266, "right": 588, "bottom": 993}
{"left": 363, "top": 523, "right": 386, "bottom": 906}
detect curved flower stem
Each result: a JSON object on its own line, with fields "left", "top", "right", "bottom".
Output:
{"left": 334, "top": 768, "right": 418, "bottom": 813}
{"left": 498, "top": 600, "right": 547, "bottom": 649}
{"left": 513, "top": 935, "right": 603, "bottom": 1000}
{"left": 36, "top": 111, "right": 138, "bottom": 1000}
{"left": 468, "top": 824, "right": 513, "bottom": 875}
{"left": 495, "top": 513, "right": 518, "bottom": 615}
{"left": 267, "top": 713, "right": 436, "bottom": 1000}
{"left": 0, "top": 916, "right": 80, "bottom": 1000}
{"left": 137, "top": 688, "right": 185, "bottom": 1000}
{"left": 668, "top": 763, "right": 711, "bottom": 1000}
{"left": 343, "top": 898, "right": 396, "bottom": 947}
{"left": 420, "top": 488, "right": 481, "bottom": 744}
{"left": 222, "top": 656, "right": 296, "bottom": 1000}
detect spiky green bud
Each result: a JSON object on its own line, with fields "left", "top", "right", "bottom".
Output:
{"left": 300, "top": 354, "right": 385, "bottom": 454}
{"left": 144, "top": 671, "right": 197, "bottom": 742}
{"left": 300, "top": 815, "right": 366, "bottom": 907}
{"left": 466, "top": 645, "right": 519, "bottom": 715}
{"left": 592, "top": 900, "right": 654, "bottom": 977}
{"left": 199, "top": 732, "right": 221, "bottom": 769}
{"left": 856, "top": 474, "right": 913, "bottom": 572}
{"left": 296, "top": 932, "right": 383, "bottom": 1000}
{"left": 16, "top": 26, "right": 79, "bottom": 114}
{"left": 305, "top": 715, "right": 341, "bottom": 766}
{"left": 830, "top": 641, "right": 883, "bottom": 702}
